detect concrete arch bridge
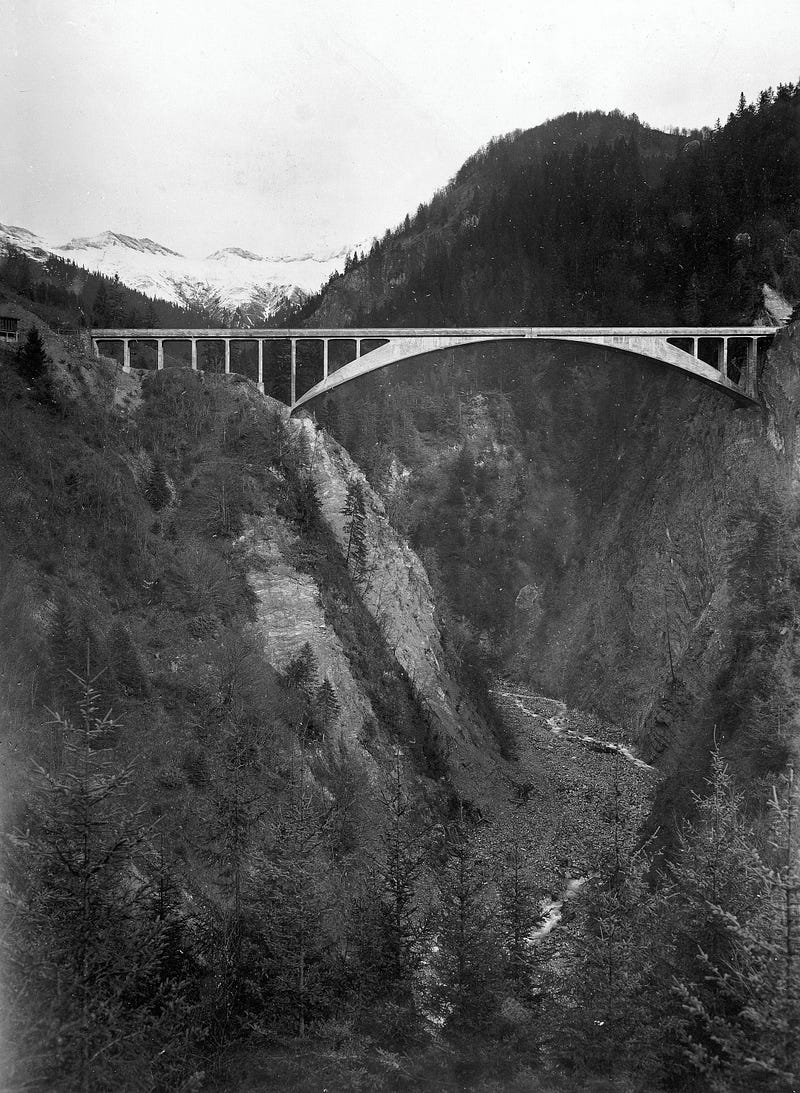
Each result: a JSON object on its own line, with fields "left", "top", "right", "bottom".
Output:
{"left": 91, "top": 326, "right": 778, "bottom": 409}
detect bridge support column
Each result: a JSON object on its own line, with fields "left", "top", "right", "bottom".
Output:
{"left": 224, "top": 339, "right": 230, "bottom": 374}
{"left": 92, "top": 338, "right": 99, "bottom": 358}
{"left": 717, "top": 338, "right": 728, "bottom": 378}
{"left": 745, "top": 338, "right": 758, "bottom": 399}
{"left": 692, "top": 336, "right": 699, "bottom": 358}
{"left": 323, "top": 338, "right": 329, "bottom": 381}
{"left": 122, "top": 339, "right": 131, "bottom": 373}
{"left": 257, "top": 340, "right": 264, "bottom": 393}
{"left": 157, "top": 340, "right": 164, "bottom": 370}
{"left": 355, "top": 338, "right": 362, "bottom": 359}
{"left": 290, "top": 339, "right": 297, "bottom": 406}
{"left": 191, "top": 338, "right": 198, "bottom": 371}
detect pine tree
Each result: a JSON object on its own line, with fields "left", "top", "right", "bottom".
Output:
{"left": 1, "top": 675, "right": 200, "bottom": 1092}
{"left": 15, "top": 326, "right": 50, "bottom": 394}
{"left": 488, "top": 812, "right": 540, "bottom": 992}
{"left": 106, "top": 620, "right": 150, "bottom": 698}
{"left": 672, "top": 766, "right": 800, "bottom": 1091}
{"left": 560, "top": 854, "right": 670, "bottom": 1078}
{"left": 355, "top": 754, "right": 427, "bottom": 999}
{"left": 312, "top": 676, "right": 340, "bottom": 736}
{"left": 259, "top": 748, "right": 335, "bottom": 1036}
{"left": 283, "top": 642, "right": 318, "bottom": 700}
{"left": 431, "top": 818, "right": 503, "bottom": 1035}
{"left": 343, "top": 477, "right": 369, "bottom": 582}
{"left": 145, "top": 455, "right": 171, "bottom": 510}
{"left": 666, "top": 750, "right": 776, "bottom": 1089}
{"left": 202, "top": 714, "right": 270, "bottom": 1047}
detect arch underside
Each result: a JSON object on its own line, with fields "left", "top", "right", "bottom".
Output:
{"left": 292, "top": 333, "right": 754, "bottom": 410}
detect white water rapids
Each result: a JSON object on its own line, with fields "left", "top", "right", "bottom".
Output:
{"left": 493, "top": 685, "right": 656, "bottom": 945}
{"left": 496, "top": 688, "right": 654, "bottom": 772}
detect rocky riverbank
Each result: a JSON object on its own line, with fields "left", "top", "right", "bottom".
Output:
{"left": 495, "top": 684, "right": 661, "bottom": 903}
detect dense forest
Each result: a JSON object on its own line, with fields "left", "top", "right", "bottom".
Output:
{"left": 299, "top": 85, "right": 800, "bottom": 327}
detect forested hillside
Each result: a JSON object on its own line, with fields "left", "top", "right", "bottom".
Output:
{"left": 299, "top": 85, "right": 800, "bottom": 327}
{"left": 3, "top": 81, "right": 800, "bottom": 1093}
{"left": 0, "top": 245, "right": 212, "bottom": 330}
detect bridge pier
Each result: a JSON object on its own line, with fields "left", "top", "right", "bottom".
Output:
{"left": 745, "top": 338, "right": 758, "bottom": 399}
{"left": 224, "top": 339, "right": 231, "bottom": 375}
{"left": 123, "top": 338, "right": 130, "bottom": 373}
{"left": 718, "top": 337, "right": 728, "bottom": 378}
{"left": 290, "top": 339, "right": 297, "bottom": 406}
{"left": 157, "top": 339, "right": 164, "bottom": 370}
{"left": 355, "top": 338, "right": 362, "bottom": 360}
{"left": 323, "top": 338, "right": 329, "bottom": 381}
{"left": 258, "top": 340, "right": 264, "bottom": 393}
{"left": 191, "top": 338, "right": 198, "bottom": 371}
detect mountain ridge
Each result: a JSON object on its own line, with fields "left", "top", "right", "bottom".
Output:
{"left": 0, "top": 223, "right": 364, "bottom": 326}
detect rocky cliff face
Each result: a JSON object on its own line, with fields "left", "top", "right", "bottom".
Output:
{"left": 312, "top": 329, "right": 800, "bottom": 823}
{"left": 526, "top": 328, "right": 800, "bottom": 816}
{"left": 239, "top": 404, "right": 501, "bottom": 800}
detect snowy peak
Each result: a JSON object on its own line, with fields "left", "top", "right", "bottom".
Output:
{"left": 59, "top": 231, "right": 183, "bottom": 257}
{"left": 0, "top": 222, "right": 52, "bottom": 260}
{"left": 0, "top": 221, "right": 368, "bottom": 325}
{"left": 207, "top": 247, "right": 263, "bottom": 261}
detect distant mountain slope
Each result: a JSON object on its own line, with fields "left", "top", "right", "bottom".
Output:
{"left": 298, "top": 89, "right": 800, "bottom": 328}
{"left": 0, "top": 225, "right": 358, "bottom": 326}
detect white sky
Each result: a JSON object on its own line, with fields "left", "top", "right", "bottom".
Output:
{"left": 2, "top": 0, "right": 798, "bottom": 257}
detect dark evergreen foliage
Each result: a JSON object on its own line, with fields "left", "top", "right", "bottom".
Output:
{"left": 298, "top": 87, "right": 800, "bottom": 330}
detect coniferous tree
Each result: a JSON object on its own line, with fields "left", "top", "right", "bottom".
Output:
{"left": 144, "top": 455, "right": 171, "bottom": 510}
{"left": 259, "top": 748, "right": 335, "bottom": 1037}
{"left": 202, "top": 713, "right": 270, "bottom": 1047}
{"left": 312, "top": 676, "right": 340, "bottom": 736}
{"left": 283, "top": 642, "right": 319, "bottom": 701}
{"left": 671, "top": 765, "right": 800, "bottom": 1091}
{"left": 343, "top": 477, "right": 369, "bottom": 581}
{"left": 1, "top": 676, "right": 200, "bottom": 1092}
{"left": 15, "top": 326, "right": 50, "bottom": 395}
{"left": 355, "top": 754, "right": 428, "bottom": 999}
{"left": 665, "top": 750, "right": 773, "bottom": 1089}
{"left": 559, "top": 854, "right": 671, "bottom": 1079}
{"left": 431, "top": 818, "right": 503, "bottom": 1036}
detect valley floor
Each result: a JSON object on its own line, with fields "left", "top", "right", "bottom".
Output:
{"left": 493, "top": 684, "right": 660, "bottom": 897}
{"left": 205, "top": 688, "right": 662, "bottom": 1093}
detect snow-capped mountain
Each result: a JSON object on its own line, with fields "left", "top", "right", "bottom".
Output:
{"left": 0, "top": 223, "right": 361, "bottom": 325}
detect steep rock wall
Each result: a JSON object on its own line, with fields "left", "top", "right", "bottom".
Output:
{"left": 528, "top": 325, "right": 800, "bottom": 815}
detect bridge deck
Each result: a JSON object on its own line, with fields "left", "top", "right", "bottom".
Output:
{"left": 92, "top": 326, "right": 779, "bottom": 339}
{"left": 91, "top": 326, "right": 780, "bottom": 408}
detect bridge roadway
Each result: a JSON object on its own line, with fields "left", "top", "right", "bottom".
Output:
{"left": 91, "top": 326, "right": 779, "bottom": 407}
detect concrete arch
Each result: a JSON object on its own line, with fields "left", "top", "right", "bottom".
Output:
{"left": 291, "top": 329, "right": 770, "bottom": 410}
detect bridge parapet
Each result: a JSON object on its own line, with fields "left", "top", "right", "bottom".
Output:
{"left": 91, "top": 326, "right": 779, "bottom": 407}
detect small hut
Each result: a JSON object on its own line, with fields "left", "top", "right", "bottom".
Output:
{"left": 0, "top": 315, "right": 19, "bottom": 343}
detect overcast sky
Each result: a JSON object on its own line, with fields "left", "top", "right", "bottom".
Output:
{"left": 2, "top": 0, "right": 798, "bottom": 258}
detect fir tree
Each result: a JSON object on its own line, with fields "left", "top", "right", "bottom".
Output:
{"left": 1, "top": 676, "right": 200, "bottom": 1092}
{"left": 312, "top": 676, "right": 340, "bottom": 736}
{"left": 259, "top": 748, "right": 335, "bottom": 1036}
{"left": 355, "top": 753, "right": 428, "bottom": 1003}
{"left": 665, "top": 750, "right": 775, "bottom": 1089}
{"left": 144, "top": 455, "right": 171, "bottom": 510}
{"left": 672, "top": 765, "right": 800, "bottom": 1091}
{"left": 343, "top": 477, "right": 369, "bottom": 582}
{"left": 15, "top": 326, "right": 50, "bottom": 394}
{"left": 431, "top": 818, "right": 503, "bottom": 1035}
{"left": 283, "top": 642, "right": 319, "bottom": 700}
